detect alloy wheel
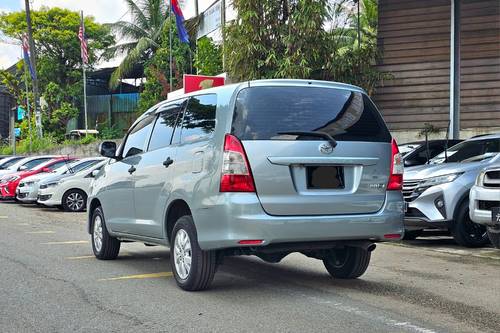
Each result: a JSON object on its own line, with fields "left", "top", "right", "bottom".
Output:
{"left": 93, "top": 215, "right": 103, "bottom": 252}
{"left": 66, "top": 192, "right": 84, "bottom": 211}
{"left": 174, "top": 229, "right": 192, "bottom": 280}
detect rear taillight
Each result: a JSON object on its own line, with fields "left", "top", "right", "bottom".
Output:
{"left": 220, "top": 134, "right": 256, "bottom": 192}
{"left": 387, "top": 138, "right": 403, "bottom": 190}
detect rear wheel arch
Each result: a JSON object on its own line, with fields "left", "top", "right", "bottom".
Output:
{"left": 165, "top": 199, "right": 192, "bottom": 243}
{"left": 88, "top": 198, "right": 102, "bottom": 233}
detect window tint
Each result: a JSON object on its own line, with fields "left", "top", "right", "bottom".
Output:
{"left": 180, "top": 94, "right": 217, "bottom": 144}
{"left": 46, "top": 160, "right": 69, "bottom": 171}
{"left": 431, "top": 139, "right": 500, "bottom": 163}
{"left": 232, "top": 87, "right": 391, "bottom": 142}
{"left": 148, "top": 106, "right": 183, "bottom": 151}
{"left": 122, "top": 114, "right": 155, "bottom": 158}
{"left": 22, "top": 158, "right": 51, "bottom": 170}
{"left": 0, "top": 157, "right": 23, "bottom": 169}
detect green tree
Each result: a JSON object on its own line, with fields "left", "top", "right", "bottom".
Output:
{"left": 224, "top": 0, "right": 388, "bottom": 94}
{"left": 0, "top": 7, "right": 114, "bottom": 138}
{"left": 194, "top": 37, "right": 223, "bottom": 76}
{"left": 137, "top": 21, "right": 191, "bottom": 113}
{"left": 108, "top": 0, "right": 169, "bottom": 88}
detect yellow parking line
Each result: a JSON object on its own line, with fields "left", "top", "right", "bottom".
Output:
{"left": 66, "top": 255, "right": 96, "bottom": 260}
{"left": 98, "top": 272, "right": 173, "bottom": 281}
{"left": 26, "top": 231, "right": 55, "bottom": 234}
{"left": 42, "top": 240, "right": 89, "bottom": 245}
{"left": 66, "top": 253, "right": 132, "bottom": 260}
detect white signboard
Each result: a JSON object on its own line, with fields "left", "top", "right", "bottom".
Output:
{"left": 197, "top": 0, "right": 221, "bottom": 39}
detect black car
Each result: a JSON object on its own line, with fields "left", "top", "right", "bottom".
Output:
{"left": 399, "top": 140, "right": 463, "bottom": 167}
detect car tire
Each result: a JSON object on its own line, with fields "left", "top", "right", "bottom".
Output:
{"left": 323, "top": 247, "right": 371, "bottom": 279}
{"left": 403, "top": 230, "right": 423, "bottom": 240}
{"left": 170, "top": 215, "right": 216, "bottom": 291}
{"left": 451, "top": 200, "right": 490, "bottom": 248}
{"left": 62, "top": 189, "right": 87, "bottom": 212}
{"left": 487, "top": 228, "right": 500, "bottom": 249}
{"left": 91, "top": 206, "right": 120, "bottom": 260}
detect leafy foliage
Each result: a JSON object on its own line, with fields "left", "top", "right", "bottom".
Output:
{"left": 224, "top": 0, "right": 389, "bottom": 94}
{"left": 0, "top": 7, "right": 114, "bottom": 138}
{"left": 194, "top": 37, "right": 223, "bottom": 76}
{"left": 137, "top": 21, "right": 191, "bottom": 113}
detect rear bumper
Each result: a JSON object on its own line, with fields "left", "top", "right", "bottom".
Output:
{"left": 193, "top": 191, "right": 405, "bottom": 251}
{"left": 469, "top": 185, "right": 500, "bottom": 227}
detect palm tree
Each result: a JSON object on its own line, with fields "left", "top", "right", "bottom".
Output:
{"left": 108, "top": 0, "right": 168, "bottom": 88}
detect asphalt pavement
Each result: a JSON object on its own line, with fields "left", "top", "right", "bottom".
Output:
{"left": 1, "top": 201, "right": 499, "bottom": 333}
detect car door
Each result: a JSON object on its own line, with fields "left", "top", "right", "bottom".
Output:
{"left": 100, "top": 114, "right": 155, "bottom": 233}
{"left": 132, "top": 101, "right": 185, "bottom": 238}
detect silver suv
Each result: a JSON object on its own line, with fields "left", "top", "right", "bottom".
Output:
{"left": 88, "top": 79, "right": 404, "bottom": 291}
{"left": 403, "top": 134, "right": 500, "bottom": 247}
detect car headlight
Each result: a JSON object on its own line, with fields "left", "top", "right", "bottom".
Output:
{"left": 475, "top": 171, "right": 486, "bottom": 186}
{"left": 419, "top": 173, "right": 463, "bottom": 188}
{"left": 5, "top": 175, "right": 20, "bottom": 183}
{"left": 41, "top": 181, "right": 60, "bottom": 189}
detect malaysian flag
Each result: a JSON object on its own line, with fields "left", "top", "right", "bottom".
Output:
{"left": 78, "top": 16, "right": 89, "bottom": 64}
{"left": 22, "top": 34, "right": 36, "bottom": 80}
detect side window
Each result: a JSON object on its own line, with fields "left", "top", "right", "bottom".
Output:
{"left": 148, "top": 105, "right": 183, "bottom": 151}
{"left": 180, "top": 94, "right": 217, "bottom": 144}
{"left": 22, "top": 158, "right": 51, "bottom": 170}
{"left": 121, "top": 114, "right": 155, "bottom": 158}
{"left": 48, "top": 160, "right": 69, "bottom": 171}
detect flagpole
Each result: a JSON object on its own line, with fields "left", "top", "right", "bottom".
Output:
{"left": 23, "top": 57, "right": 32, "bottom": 153}
{"left": 81, "top": 11, "right": 88, "bottom": 133}
{"left": 169, "top": 1, "right": 173, "bottom": 92}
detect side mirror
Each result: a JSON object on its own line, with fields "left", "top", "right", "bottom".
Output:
{"left": 99, "top": 141, "right": 117, "bottom": 158}
{"left": 18, "top": 165, "right": 28, "bottom": 171}
{"left": 41, "top": 167, "right": 52, "bottom": 173}
{"left": 91, "top": 169, "right": 100, "bottom": 178}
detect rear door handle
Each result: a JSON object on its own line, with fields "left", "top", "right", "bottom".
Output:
{"left": 163, "top": 157, "right": 174, "bottom": 168}
{"left": 128, "top": 165, "right": 136, "bottom": 174}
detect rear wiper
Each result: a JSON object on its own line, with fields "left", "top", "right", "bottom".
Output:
{"left": 277, "top": 131, "right": 338, "bottom": 148}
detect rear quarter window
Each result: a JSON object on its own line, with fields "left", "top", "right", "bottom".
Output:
{"left": 231, "top": 86, "right": 391, "bottom": 142}
{"left": 180, "top": 94, "right": 217, "bottom": 144}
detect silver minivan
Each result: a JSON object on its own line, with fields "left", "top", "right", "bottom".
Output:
{"left": 88, "top": 79, "right": 404, "bottom": 291}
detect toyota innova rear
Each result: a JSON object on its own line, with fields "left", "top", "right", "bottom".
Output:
{"left": 89, "top": 79, "right": 404, "bottom": 291}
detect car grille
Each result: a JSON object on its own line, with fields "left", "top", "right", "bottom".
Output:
{"left": 478, "top": 200, "right": 499, "bottom": 211}
{"left": 402, "top": 180, "right": 423, "bottom": 202}
{"left": 17, "top": 192, "right": 27, "bottom": 198}
{"left": 484, "top": 170, "right": 500, "bottom": 188}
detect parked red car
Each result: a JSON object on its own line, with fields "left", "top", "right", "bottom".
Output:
{"left": 0, "top": 157, "right": 75, "bottom": 200}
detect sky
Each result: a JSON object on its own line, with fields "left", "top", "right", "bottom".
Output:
{"left": 0, "top": 0, "right": 216, "bottom": 69}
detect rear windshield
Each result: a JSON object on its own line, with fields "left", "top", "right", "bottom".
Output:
{"left": 231, "top": 86, "right": 391, "bottom": 142}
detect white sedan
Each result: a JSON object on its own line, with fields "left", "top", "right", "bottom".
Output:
{"left": 17, "top": 158, "right": 104, "bottom": 204}
{"left": 38, "top": 160, "right": 107, "bottom": 212}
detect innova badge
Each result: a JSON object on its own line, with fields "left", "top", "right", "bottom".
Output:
{"left": 319, "top": 142, "right": 334, "bottom": 154}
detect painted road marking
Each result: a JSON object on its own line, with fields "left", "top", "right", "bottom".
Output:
{"left": 42, "top": 240, "right": 89, "bottom": 245}
{"left": 66, "top": 255, "right": 95, "bottom": 260}
{"left": 99, "top": 272, "right": 173, "bottom": 281}
{"left": 26, "top": 231, "right": 55, "bottom": 234}
{"left": 0, "top": 216, "right": 8, "bottom": 219}
{"left": 16, "top": 223, "right": 30, "bottom": 226}
{"left": 66, "top": 253, "right": 132, "bottom": 260}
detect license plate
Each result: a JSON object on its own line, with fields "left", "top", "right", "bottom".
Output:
{"left": 306, "top": 166, "right": 344, "bottom": 189}
{"left": 492, "top": 207, "right": 500, "bottom": 223}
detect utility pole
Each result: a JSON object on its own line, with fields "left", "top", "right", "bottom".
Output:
{"left": 221, "top": 0, "right": 226, "bottom": 71}
{"left": 24, "top": 0, "right": 42, "bottom": 138}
